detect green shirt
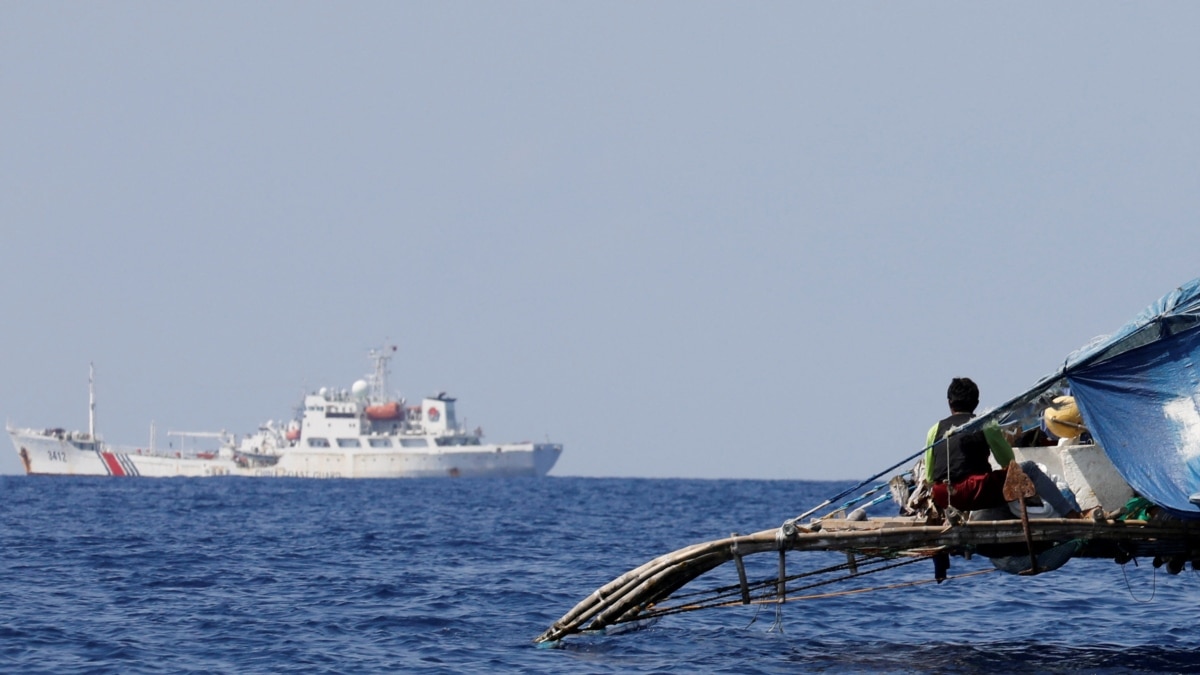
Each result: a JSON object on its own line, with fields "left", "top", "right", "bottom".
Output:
{"left": 923, "top": 417, "right": 1014, "bottom": 484}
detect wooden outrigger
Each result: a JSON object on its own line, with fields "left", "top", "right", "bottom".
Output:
{"left": 535, "top": 503, "right": 1200, "bottom": 644}
{"left": 536, "top": 276, "right": 1200, "bottom": 644}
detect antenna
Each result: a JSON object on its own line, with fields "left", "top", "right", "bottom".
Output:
{"left": 88, "top": 362, "right": 96, "bottom": 439}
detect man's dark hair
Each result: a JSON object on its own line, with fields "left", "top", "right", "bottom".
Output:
{"left": 947, "top": 377, "right": 979, "bottom": 413}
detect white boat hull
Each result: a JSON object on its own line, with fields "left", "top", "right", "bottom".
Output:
{"left": 9, "top": 429, "right": 562, "bottom": 479}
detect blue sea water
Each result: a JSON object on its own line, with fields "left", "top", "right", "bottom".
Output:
{"left": 2, "top": 476, "right": 1199, "bottom": 674}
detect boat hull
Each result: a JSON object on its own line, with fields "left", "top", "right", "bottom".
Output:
{"left": 9, "top": 429, "right": 562, "bottom": 479}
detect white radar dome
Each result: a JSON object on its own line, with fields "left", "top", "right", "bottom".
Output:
{"left": 351, "top": 379, "right": 370, "bottom": 398}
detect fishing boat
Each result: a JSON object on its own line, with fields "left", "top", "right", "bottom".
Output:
{"left": 8, "top": 346, "right": 562, "bottom": 479}
{"left": 536, "top": 277, "right": 1200, "bottom": 644}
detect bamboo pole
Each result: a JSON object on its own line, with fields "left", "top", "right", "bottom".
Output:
{"left": 731, "top": 539, "right": 751, "bottom": 605}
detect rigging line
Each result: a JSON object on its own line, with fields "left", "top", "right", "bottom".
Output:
{"left": 820, "top": 492, "right": 894, "bottom": 521}
{"left": 770, "top": 555, "right": 929, "bottom": 600}
{"left": 720, "top": 552, "right": 892, "bottom": 598}
{"left": 664, "top": 553, "right": 880, "bottom": 600}
{"left": 686, "top": 551, "right": 923, "bottom": 607}
{"left": 640, "top": 555, "right": 935, "bottom": 619}
{"left": 742, "top": 591, "right": 767, "bottom": 630}
{"left": 831, "top": 483, "right": 889, "bottom": 512}
{"left": 639, "top": 568, "right": 999, "bottom": 619}
{"left": 789, "top": 449, "right": 928, "bottom": 525}
{"left": 664, "top": 551, "right": 905, "bottom": 604}
{"left": 756, "top": 555, "right": 933, "bottom": 606}
{"left": 768, "top": 601, "right": 785, "bottom": 633}
{"left": 756, "top": 567, "right": 997, "bottom": 606}
{"left": 1121, "top": 559, "right": 1157, "bottom": 603}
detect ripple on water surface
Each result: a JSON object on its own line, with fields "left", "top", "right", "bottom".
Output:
{"left": 2, "top": 476, "right": 1200, "bottom": 673}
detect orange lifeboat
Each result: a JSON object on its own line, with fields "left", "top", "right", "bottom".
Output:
{"left": 285, "top": 428, "right": 301, "bottom": 441}
{"left": 366, "top": 401, "right": 403, "bottom": 421}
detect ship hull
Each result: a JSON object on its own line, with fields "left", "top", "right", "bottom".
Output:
{"left": 9, "top": 429, "right": 562, "bottom": 479}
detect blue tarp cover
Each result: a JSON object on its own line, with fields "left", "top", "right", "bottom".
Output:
{"left": 1037, "top": 277, "right": 1200, "bottom": 518}
{"left": 1069, "top": 325, "right": 1200, "bottom": 517}
{"left": 960, "top": 277, "right": 1200, "bottom": 518}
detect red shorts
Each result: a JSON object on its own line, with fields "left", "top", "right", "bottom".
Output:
{"left": 931, "top": 470, "right": 1009, "bottom": 511}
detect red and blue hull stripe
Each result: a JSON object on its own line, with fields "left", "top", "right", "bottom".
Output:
{"left": 97, "top": 451, "right": 140, "bottom": 477}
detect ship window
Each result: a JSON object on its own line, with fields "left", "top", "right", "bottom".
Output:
{"left": 336, "top": 438, "right": 361, "bottom": 448}
{"left": 307, "top": 437, "right": 330, "bottom": 448}
{"left": 399, "top": 438, "right": 429, "bottom": 448}
{"left": 368, "top": 438, "right": 392, "bottom": 448}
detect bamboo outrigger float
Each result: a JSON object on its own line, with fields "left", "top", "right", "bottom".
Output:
{"left": 536, "top": 277, "right": 1200, "bottom": 644}
{"left": 535, "top": 514, "right": 1200, "bottom": 644}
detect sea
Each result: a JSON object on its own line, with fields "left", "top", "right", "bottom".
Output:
{"left": 2, "top": 476, "right": 1199, "bottom": 674}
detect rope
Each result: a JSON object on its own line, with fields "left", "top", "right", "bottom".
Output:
{"left": 735, "top": 567, "right": 997, "bottom": 606}
{"left": 664, "top": 551, "right": 903, "bottom": 604}
{"left": 636, "top": 563, "right": 996, "bottom": 621}
{"left": 784, "top": 437, "right": 949, "bottom": 532}
{"left": 636, "top": 553, "right": 939, "bottom": 620}
{"left": 1121, "top": 557, "right": 1157, "bottom": 603}
{"left": 768, "top": 601, "right": 785, "bottom": 633}
{"left": 833, "top": 482, "right": 888, "bottom": 512}
{"left": 841, "top": 492, "right": 893, "bottom": 520}
{"left": 787, "top": 451, "right": 927, "bottom": 526}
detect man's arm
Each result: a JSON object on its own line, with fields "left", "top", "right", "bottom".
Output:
{"left": 982, "top": 421, "right": 1016, "bottom": 467}
{"left": 923, "top": 423, "right": 940, "bottom": 483}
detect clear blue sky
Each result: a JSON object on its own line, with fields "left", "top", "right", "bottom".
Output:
{"left": 2, "top": 3, "right": 1198, "bottom": 480}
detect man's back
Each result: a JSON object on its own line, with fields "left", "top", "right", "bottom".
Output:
{"left": 927, "top": 412, "right": 993, "bottom": 483}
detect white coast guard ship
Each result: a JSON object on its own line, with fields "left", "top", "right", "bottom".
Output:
{"left": 7, "top": 347, "right": 562, "bottom": 478}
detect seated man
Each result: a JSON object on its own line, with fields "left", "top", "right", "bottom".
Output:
{"left": 924, "top": 377, "right": 1080, "bottom": 517}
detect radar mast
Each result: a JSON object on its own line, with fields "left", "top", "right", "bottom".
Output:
{"left": 367, "top": 345, "right": 398, "bottom": 403}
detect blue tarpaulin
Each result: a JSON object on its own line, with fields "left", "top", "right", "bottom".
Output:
{"left": 1069, "top": 326, "right": 1200, "bottom": 516}
{"left": 1063, "top": 277, "right": 1200, "bottom": 517}
{"left": 961, "top": 277, "right": 1200, "bottom": 519}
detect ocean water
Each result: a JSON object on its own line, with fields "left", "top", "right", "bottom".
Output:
{"left": 2, "top": 476, "right": 1199, "bottom": 674}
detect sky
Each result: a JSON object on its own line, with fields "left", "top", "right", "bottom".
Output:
{"left": 2, "top": 3, "right": 1198, "bottom": 481}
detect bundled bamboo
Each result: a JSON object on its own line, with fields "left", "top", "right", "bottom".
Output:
{"left": 535, "top": 516, "right": 1200, "bottom": 644}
